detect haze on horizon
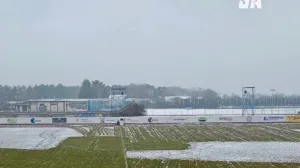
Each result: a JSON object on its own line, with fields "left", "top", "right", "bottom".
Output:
{"left": 0, "top": 0, "right": 299, "bottom": 95}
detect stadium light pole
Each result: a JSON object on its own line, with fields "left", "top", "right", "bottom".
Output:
{"left": 270, "top": 89, "right": 275, "bottom": 114}
{"left": 204, "top": 97, "right": 206, "bottom": 115}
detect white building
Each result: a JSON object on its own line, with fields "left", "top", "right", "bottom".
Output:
{"left": 28, "top": 99, "right": 88, "bottom": 112}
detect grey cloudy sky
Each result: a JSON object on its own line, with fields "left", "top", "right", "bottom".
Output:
{"left": 0, "top": 0, "right": 299, "bottom": 94}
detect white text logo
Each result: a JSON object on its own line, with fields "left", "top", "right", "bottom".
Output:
{"left": 239, "top": 0, "right": 262, "bottom": 9}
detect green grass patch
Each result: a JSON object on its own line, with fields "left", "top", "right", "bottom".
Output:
{"left": 0, "top": 136, "right": 125, "bottom": 168}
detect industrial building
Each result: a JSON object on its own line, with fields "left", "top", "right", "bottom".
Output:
{"left": 8, "top": 99, "right": 88, "bottom": 113}
{"left": 7, "top": 97, "right": 133, "bottom": 113}
{"left": 29, "top": 99, "right": 89, "bottom": 112}
{"left": 5, "top": 86, "right": 151, "bottom": 113}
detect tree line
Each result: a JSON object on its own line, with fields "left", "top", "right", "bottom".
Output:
{"left": 1, "top": 79, "right": 300, "bottom": 109}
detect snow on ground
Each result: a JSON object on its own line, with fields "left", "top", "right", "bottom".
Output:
{"left": 104, "top": 127, "right": 115, "bottom": 136}
{"left": 0, "top": 127, "right": 83, "bottom": 150}
{"left": 127, "top": 142, "right": 300, "bottom": 163}
{"left": 72, "top": 125, "right": 115, "bottom": 136}
{"left": 82, "top": 127, "right": 91, "bottom": 132}
{"left": 146, "top": 108, "right": 300, "bottom": 116}
{"left": 293, "top": 129, "right": 300, "bottom": 132}
{"left": 94, "top": 127, "right": 115, "bottom": 136}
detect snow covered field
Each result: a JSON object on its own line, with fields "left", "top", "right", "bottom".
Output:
{"left": 146, "top": 108, "right": 300, "bottom": 116}
{"left": 294, "top": 129, "right": 300, "bottom": 132}
{"left": 73, "top": 125, "right": 115, "bottom": 136}
{"left": 94, "top": 127, "right": 115, "bottom": 136}
{"left": 127, "top": 142, "right": 300, "bottom": 163}
{"left": 0, "top": 127, "right": 83, "bottom": 150}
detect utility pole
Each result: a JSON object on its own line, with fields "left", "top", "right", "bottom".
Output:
{"left": 270, "top": 89, "right": 275, "bottom": 114}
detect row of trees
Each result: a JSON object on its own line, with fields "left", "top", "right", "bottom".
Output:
{"left": 0, "top": 84, "right": 79, "bottom": 103}
{"left": 1, "top": 79, "right": 300, "bottom": 109}
{"left": 78, "top": 80, "right": 110, "bottom": 98}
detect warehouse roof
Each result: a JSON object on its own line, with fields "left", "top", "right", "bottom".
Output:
{"left": 28, "top": 99, "right": 90, "bottom": 102}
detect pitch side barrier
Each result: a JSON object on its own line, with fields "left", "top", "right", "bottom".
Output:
{"left": 0, "top": 116, "right": 298, "bottom": 124}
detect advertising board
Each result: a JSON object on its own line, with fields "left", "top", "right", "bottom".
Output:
{"left": 146, "top": 117, "right": 159, "bottom": 123}
{"left": 173, "top": 118, "right": 188, "bottom": 121}
{"left": 29, "top": 118, "right": 52, "bottom": 124}
{"left": 121, "top": 117, "right": 149, "bottom": 124}
{"left": 52, "top": 118, "right": 67, "bottom": 123}
{"left": 242, "top": 116, "right": 264, "bottom": 123}
{"left": 218, "top": 117, "right": 233, "bottom": 122}
{"left": 0, "top": 115, "right": 293, "bottom": 124}
{"left": 0, "top": 118, "right": 52, "bottom": 124}
{"left": 123, "top": 116, "right": 210, "bottom": 124}
{"left": 205, "top": 116, "right": 231, "bottom": 122}
{"left": 171, "top": 117, "right": 189, "bottom": 123}
{"left": 263, "top": 116, "right": 285, "bottom": 122}
{"left": 125, "top": 117, "right": 144, "bottom": 123}
{"left": 79, "top": 113, "right": 98, "bottom": 117}
{"left": 103, "top": 117, "right": 120, "bottom": 124}
{"left": 7, "top": 118, "right": 17, "bottom": 124}
{"left": 246, "top": 116, "right": 253, "bottom": 122}
{"left": 67, "top": 117, "right": 101, "bottom": 124}
{"left": 198, "top": 117, "right": 207, "bottom": 122}
{"left": 211, "top": 116, "right": 264, "bottom": 123}
{"left": 286, "top": 116, "right": 300, "bottom": 123}
{"left": 146, "top": 117, "right": 177, "bottom": 124}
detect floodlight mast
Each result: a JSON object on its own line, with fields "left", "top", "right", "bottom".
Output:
{"left": 242, "top": 87, "right": 255, "bottom": 116}
{"left": 110, "top": 86, "right": 126, "bottom": 112}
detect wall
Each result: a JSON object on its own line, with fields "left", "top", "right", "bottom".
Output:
{"left": 286, "top": 115, "right": 300, "bottom": 122}
{"left": 67, "top": 117, "right": 102, "bottom": 124}
{"left": 0, "top": 117, "right": 52, "bottom": 124}
{"left": 29, "top": 101, "right": 67, "bottom": 112}
{"left": 103, "top": 117, "right": 121, "bottom": 123}
{"left": 50, "top": 102, "right": 58, "bottom": 112}
{"left": 0, "top": 115, "right": 297, "bottom": 124}
{"left": 38, "top": 102, "right": 51, "bottom": 112}
{"left": 57, "top": 102, "right": 64, "bottom": 112}
{"left": 30, "top": 102, "right": 37, "bottom": 112}
{"left": 120, "top": 116, "right": 265, "bottom": 124}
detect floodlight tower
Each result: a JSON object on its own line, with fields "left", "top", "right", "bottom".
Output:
{"left": 110, "top": 86, "right": 126, "bottom": 111}
{"left": 242, "top": 87, "right": 256, "bottom": 116}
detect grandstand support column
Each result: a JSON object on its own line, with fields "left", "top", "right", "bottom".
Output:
{"left": 242, "top": 87, "right": 256, "bottom": 116}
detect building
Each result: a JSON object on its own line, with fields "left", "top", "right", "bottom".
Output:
{"left": 28, "top": 99, "right": 88, "bottom": 112}
{"left": 87, "top": 96, "right": 131, "bottom": 112}
{"left": 5, "top": 96, "right": 136, "bottom": 113}
{"left": 5, "top": 101, "right": 30, "bottom": 112}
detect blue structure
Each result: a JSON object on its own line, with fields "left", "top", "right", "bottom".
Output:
{"left": 79, "top": 113, "right": 97, "bottom": 117}
{"left": 87, "top": 86, "right": 132, "bottom": 112}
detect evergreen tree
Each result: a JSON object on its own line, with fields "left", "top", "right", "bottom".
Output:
{"left": 78, "top": 79, "right": 93, "bottom": 98}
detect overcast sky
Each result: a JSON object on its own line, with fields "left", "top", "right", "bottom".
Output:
{"left": 0, "top": 0, "right": 299, "bottom": 94}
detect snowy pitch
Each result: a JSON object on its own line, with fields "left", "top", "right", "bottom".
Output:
{"left": 127, "top": 142, "right": 300, "bottom": 163}
{"left": 0, "top": 127, "right": 83, "bottom": 150}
